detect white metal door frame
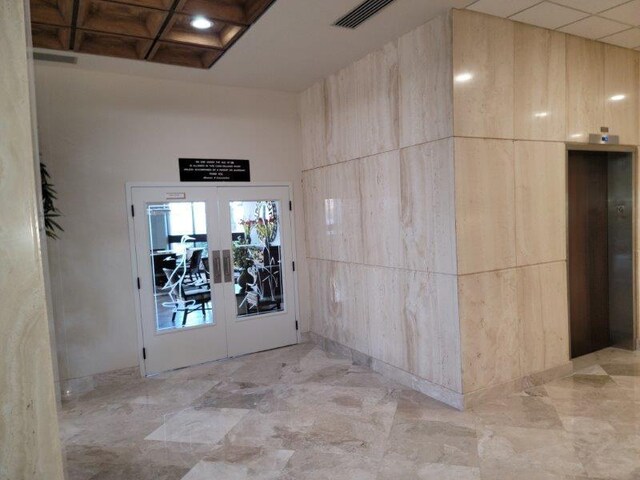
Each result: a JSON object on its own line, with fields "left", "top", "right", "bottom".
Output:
{"left": 126, "top": 182, "right": 300, "bottom": 377}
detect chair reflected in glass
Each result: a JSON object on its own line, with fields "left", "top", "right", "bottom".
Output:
{"left": 160, "top": 240, "right": 212, "bottom": 327}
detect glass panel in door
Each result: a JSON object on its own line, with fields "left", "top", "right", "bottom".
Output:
{"left": 132, "top": 186, "right": 227, "bottom": 375}
{"left": 229, "top": 200, "right": 284, "bottom": 318}
{"left": 146, "top": 201, "right": 214, "bottom": 331}
{"left": 219, "top": 186, "right": 298, "bottom": 357}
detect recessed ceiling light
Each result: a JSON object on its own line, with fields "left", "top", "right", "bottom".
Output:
{"left": 534, "top": 112, "right": 548, "bottom": 118}
{"left": 610, "top": 94, "right": 626, "bottom": 102}
{"left": 454, "top": 72, "right": 473, "bottom": 83}
{"left": 191, "top": 16, "right": 213, "bottom": 30}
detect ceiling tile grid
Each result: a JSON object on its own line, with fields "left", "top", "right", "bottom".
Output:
{"left": 30, "top": 0, "right": 274, "bottom": 68}
{"left": 465, "top": 0, "right": 640, "bottom": 48}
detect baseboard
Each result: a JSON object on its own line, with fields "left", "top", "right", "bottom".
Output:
{"left": 309, "top": 332, "right": 574, "bottom": 410}
{"left": 461, "top": 362, "right": 574, "bottom": 409}
{"left": 309, "top": 332, "right": 465, "bottom": 410}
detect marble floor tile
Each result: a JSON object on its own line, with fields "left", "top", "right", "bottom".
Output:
{"left": 601, "top": 363, "right": 640, "bottom": 377}
{"left": 181, "top": 446, "right": 294, "bottom": 480}
{"left": 224, "top": 410, "right": 314, "bottom": 449}
{"left": 377, "top": 458, "right": 481, "bottom": 480}
{"left": 477, "top": 425, "right": 586, "bottom": 477}
{"left": 383, "top": 419, "right": 479, "bottom": 468}
{"left": 470, "top": 395, "right": 562, "bottom": 429}
{"left": 61, "top": 403, "right": 177, "bottom": 447}
{"left": 145, "top": 407, "right": 249, "bottom": 445}
{"left": 191, "top": 380, "right": 272, "bottom": 410}
{"left": 59, "top": 344, "right": 640, "bottom": 479}
{"left": 544, "top": 374, "right": 633, "bottom": 402}
{"left": 393, "top": 389, "right": 477, "bottom": 428}
{"left": 303, "top": 407, "right": 396, "bottom": 458}
{"left": 127, "top": 379, "right": 219, "bottom": 407}
{"left": 280, "top": 449, "right": 380, "bottom": 480}
{"left": 611, "top": 375, "right": 640, "bottom": 401}
{"left": 572, "top": 431, "right": 640, "bottom": 479}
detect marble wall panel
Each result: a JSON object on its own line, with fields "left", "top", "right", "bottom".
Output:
{"left": 514, "top": 141, "right": 566, "bottom": 266}
{"left": 566, "top": 35, "right": 604, "bottom": 142}
{"left": 454, "top": 137, "right": 516, "bottom": 274}
{"left": 360, "top": 150, "right": 403, "bottom": 268}
{"left": 402, "top": 271, "right": 461, "bottom": 392}
{"left": 300, "top": 81, "right": 327, "bottom": 170}
{"left": 307, "top": 259, "right": 329, "bottom": 338}
{"left": 324, "top": 260, "right": 369, "bottom": 355}
{"left": 324, "top": 160, "right": 363, "bottom": 264}
{"left": 366, "top": 265, "right": 405, "bottom": 370}
{"left": 356, "top": 41, "right": 399, "bottom": 159}
{"left": 453, "top": 9, "right": 514, "bottom": 139}
{"left": 458, "top": 269, "right": 520, "bottom": 393}
{"left": 604, "top": 44, "right": 639, "bottom": 145}
{"left": 514, "top": 23, "right": 566, "bottom": 141}
{"left": 398, "top": 12, "right": 453, "bottom": 148}
{"left": 517, "top": 262, "right": 570, "bottom": 375}
{"left": 0, "top": 0, "right": 65, "bottom": 477}
{"left": 400, "top": 138, "right": 456, "bottom": 274}
{"left": 325, "top": 63, "right": 359, "bottom": 164}
{"left": 302, "top": 169, "right": 325, "bottom": 260}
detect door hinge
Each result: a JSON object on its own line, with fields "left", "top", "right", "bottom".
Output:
{"left": 131, "top": 204, "right": 135, "bottom": 217}
{"left": 289, "top": 200, "right": 292, "bottom": 211}
{"left": 292, "top": 261, "right": 295, "bottom": 272}
{"left": 295, "top": 320, "right": 299, "bottom": 331}
{"left": 137, "top": 277, "right": 141, "bottom": 289}
{"left": 142, "top": 347, "right": 146, "bottom": 360}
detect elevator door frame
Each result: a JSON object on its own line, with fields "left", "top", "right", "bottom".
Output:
{"left": 566, "top": 143, "right": 638, "bottom": 357}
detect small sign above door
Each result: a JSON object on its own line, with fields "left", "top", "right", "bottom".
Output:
{"left": 179, "top": 158, "right": 251, "bottom": 182}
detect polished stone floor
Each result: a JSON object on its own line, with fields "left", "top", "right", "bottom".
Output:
{"left": 59, "top": 344, "right": 640, "bottom": 479}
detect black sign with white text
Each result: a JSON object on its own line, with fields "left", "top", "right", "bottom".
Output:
{"left": 179, "top": 158, "right": 251, "bottom": 182}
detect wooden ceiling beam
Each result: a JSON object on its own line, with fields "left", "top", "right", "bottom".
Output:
{"left": 30, "top": 0, "right": 276, "bottom": 69}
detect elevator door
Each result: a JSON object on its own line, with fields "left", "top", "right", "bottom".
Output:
{"left": 568, "top": 150, "right": 634, "bottom": 358}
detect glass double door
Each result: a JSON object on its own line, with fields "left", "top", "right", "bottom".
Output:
{"left": 131, "top": 185, "right": 297, "bottom": 374}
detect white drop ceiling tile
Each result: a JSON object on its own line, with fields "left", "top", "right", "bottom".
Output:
{"left": 467, "top": 0, "right": 542, "bottom": 17}
{"left": 510, "top": 2, "right": 589, "bottom": 29}
{"left": 550, "top": 0, "right": 631, "bottom": 14}
{"left": 559, "top": 16, "right": 629, "bottom": 39}
{"left": 600, "top": 27, "right": 640, "bottom": 47}
{"left": 600, "top": 0, "right": 640, "bottom": 26}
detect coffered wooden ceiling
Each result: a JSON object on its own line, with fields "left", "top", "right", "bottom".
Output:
{"left": 30, "top": 0, "right": 275, "bottom": 68}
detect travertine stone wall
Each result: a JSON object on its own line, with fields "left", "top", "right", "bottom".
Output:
{"left": 302, "top": 13, "right": 462, "bottom": 400}
{"left": 0, "top": 0, "right": 65, "bottom": 478}
{"left": 452, "top": 9, "right": 639, "bottom": 397}
{"left": 301, "top": 8, "right": 640, "bottom": 405}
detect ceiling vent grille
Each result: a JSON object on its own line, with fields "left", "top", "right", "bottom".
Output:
{"left": 33, "top": 52, "right": 78, "bottom": 64}
{"left": 333, "top": 0, "right": 396, "bottom": 29}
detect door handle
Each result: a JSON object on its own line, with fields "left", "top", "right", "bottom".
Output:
{"left": 211, "top": 250, "right": 222, "bottom": 284}
{"left": 222, "top": 249, "right": 232, "bottom": 283}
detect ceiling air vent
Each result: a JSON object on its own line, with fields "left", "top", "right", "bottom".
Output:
{"left": 33, "top": 52, "right": 78, "bottom": 64}
{"left": 333, "top": 0, "right": 396, "bottom": 29}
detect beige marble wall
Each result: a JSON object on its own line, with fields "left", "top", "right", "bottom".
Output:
{"left": 604, "top": 44, "right": 639, "bottom": 146}
{"left": 302, "top": 7, "right": 640, "bottom": 404}
{"left": 566, "top": 35, "right": 604, "bottom": 142}
{"left": 514, "top": 23, "right": 566, "bottom": 141}
{"left": 301, "top": 13, "right": 461, "bottom": 399}
{"left": 453, "top": 10, "right": 514, "bottom": 139}
{"left": 452, "top": 8, "right": 639, "bottom": 396}
{"left": 398, "top": 12, "right": 453, "bottom": 147}
{"left": 0, "top": 0, "right": 65, "bottom": 478}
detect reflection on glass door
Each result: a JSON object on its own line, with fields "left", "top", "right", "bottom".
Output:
{"left": 229, "top": 200, "right": 284, "bottom": 318}
{"left": 146, "top": 201, "right": 214, "bottom": 331}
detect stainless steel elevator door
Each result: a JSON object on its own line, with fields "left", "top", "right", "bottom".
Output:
{"left": 608, "top": 153, "right": 634, "bottom": 348}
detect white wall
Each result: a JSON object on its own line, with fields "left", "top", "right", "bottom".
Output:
{"left": 34, "top": 64, "right": 307, "bottom": 382}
